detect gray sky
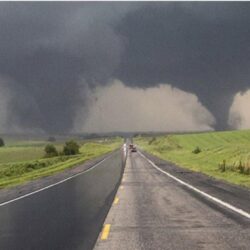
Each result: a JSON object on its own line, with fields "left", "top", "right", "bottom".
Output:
{"left": 0, "top": 2, "right": 250, "bottom": 133}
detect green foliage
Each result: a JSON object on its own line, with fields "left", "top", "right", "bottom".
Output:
{"left": 238, "top": 160, "right": 244, "bottom": 174}
{"left": 148, "top": 137, "right": 156, "bottom": 145}
{"left": 135, "top": 130, "right": 250, "bottom": 187}
{"left": 0, "top": 137, "right": 123, "bottom": 188}
{"left": 0, "top": 138, "right": 4, "bottom": 147}
{"left": 63, "top": 140, "right": 80, "bottom": 155}
{"left": 2, "top": 156, "right": 70, "bottom": 177}
{"left": 218, "top": 160, "right": 226, "bottom": 172}
{"left": 218, "top": 160, "right": 250, "bottom": 175}
{"left": 0, "top": 142, "right": 53, "bottom": 164}
{"left": 192, "top": 146, "right": 201, "bottom": 154}
{"left": 44, "top": 144, "right": 58, "bottom": 158}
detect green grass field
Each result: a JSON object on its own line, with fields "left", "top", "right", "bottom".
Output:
{"left": 135, "top": 130, "right": 250, "bottom": 188}
{"left": 0, "top": 137, "right": 122, "bottom": 188}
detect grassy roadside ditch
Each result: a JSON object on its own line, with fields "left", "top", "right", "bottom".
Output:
{"left": 135, "top": 130, "right": 250, "bottom": 188}
{"left": 0, "top": 138, "right": 122, "bottom": 188}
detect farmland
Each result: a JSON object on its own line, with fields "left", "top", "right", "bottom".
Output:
{"left": 0, "top": 136, "right": 122, "bottom": 188}
{"left": 135, "top": 130, "right": 250, "bottom": 188}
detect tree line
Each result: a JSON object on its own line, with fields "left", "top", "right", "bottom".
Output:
{"left": 45, "top": 140, "right": 80, "bottom": 158}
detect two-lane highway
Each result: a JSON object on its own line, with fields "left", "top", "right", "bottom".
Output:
{"left": 95, "top": 150, "right": 250, "bottom": 250}
{"left": 0, "top": 146, "right": 249, "bottom": 250}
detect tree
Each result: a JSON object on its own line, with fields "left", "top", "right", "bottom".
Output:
{"left": 44, "top": 144, "right": 58, "bottom": 157}
{"left": 63, "top": 140, "right": 80, "bottom": 155}
{"left": 0, "top": 138, "right": 4, "bottom": 147}
{"left": 192, "top": 146, "right": 201, "bottom": 154}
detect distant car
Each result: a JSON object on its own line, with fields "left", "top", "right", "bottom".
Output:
{"left": 131, "top": 146, "right": 137, "bottom": 152}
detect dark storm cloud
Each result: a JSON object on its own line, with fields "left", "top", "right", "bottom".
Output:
{"left": 115, "top": 2, "right": 250, "bottom": 130}
{"left": 0, "top": 2, "right": 136, "bottom": 133}
{"left": 0, "top": 2, "right": 250, "bottom": 132}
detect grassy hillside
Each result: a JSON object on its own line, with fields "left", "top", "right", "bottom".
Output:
{"left": 135, "top": 130, "right": 250, "bottom": 188}
{"left": 0, "top": 142, "right": 47, "bottom": 164}
{"left": 0, "top": 137, "right": 122, "bottom": 188}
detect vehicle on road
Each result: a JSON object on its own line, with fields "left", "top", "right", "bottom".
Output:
{"left": 131, "top": 146, "right": 137, "bottom": 152}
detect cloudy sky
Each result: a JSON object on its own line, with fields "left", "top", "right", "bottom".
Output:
{"left": 0, "top": 2, "right": 250, "bottom": 134}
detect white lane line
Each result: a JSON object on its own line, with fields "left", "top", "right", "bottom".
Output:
{"left": 0, "top": 154, "right": 113, "bottom": 207}
{"left": 138, "top": 151, "right": 250, "bottom": 220}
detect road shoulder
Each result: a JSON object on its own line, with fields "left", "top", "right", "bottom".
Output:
{"left": 141, "top": 150, "right": 250, "bottom": 214}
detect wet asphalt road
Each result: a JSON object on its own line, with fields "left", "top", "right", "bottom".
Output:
{"left": 0, "top": 146, "right": 249, "bottom": 250}
{"left": 0, "top": 150, "right": 124, "bottom": 250}
{"left": 95, "top": 151, "right": 250, "bottom": 250}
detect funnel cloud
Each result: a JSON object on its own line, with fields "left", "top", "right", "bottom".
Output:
{"left": 0, "top": 2, "right": 250, "bottom": 133}
{"left": 228, "top": 91, "right": 250, "bottom": 130}
{"left": 76, "top": 81, "right": 215, "bottom": 133}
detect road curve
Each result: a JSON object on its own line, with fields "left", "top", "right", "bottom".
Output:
{"left": 0, "top": 149, "right": 124, "bottom": 250}
{"left": 95, "top": 151, "right": 250, "bottom": 250}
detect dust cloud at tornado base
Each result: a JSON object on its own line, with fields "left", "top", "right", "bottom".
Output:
{"left": 76, "top": 80, "right": 216, "bottom": 133}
